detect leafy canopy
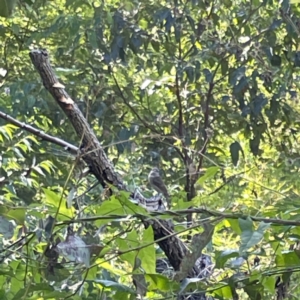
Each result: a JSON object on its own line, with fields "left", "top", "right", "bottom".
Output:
{"left": 0, "top": 0, "right": 300, "bottom": 299}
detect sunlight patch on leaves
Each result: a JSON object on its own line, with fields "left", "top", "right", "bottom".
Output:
{"left": 43, "top": 188, "right": 75, "bottom": 220}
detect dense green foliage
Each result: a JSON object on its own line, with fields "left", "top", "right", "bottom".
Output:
{"left": 0, "top": 0, "right": 300, "bottom": 299}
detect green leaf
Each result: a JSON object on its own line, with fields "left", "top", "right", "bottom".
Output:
{"left": 229, "top": 141, "right": 242, "bottom": 166}
{"left": 240, "top": 220, "right": 269, "bottom": 253}
{"left": 139, "top": 227, "right": 155, "bottom": 273}
{"left": 276, "top": 251, "right": 300, "bottom": 267}
{"left": 252, "top": 94, "right": 268, "bottom": 116}
{"left": 229, "top": 66, "right": 245, "bottom": 86}
{"left": 44, "top": 215, "right": 55, "bottom": 236}
{"left": 270, "top": 55, "right": 281, "bottom": 67}
{"left": 116, "top": 230, "right": 138, "bottom": 267}
{"left": 294, "top": 51, "right": 300, "bottom": 67}
{"left": 262, "top": 276, "right": 276, "bottom": 294}
{"left": 227, "top": 219, "right": 241, "bottom": 234}
{"left": 97, "top": 196, "right": 126, "bottom": 216}
{"left": 0, "top": 124, "right": 15, "bottom": 140}
{"left": 221, "top": 60, "right": 228, "bottom": 76}
{"left": 215, "top": 249, "right": 239, "bottom": 268}
{"left": 250, "top": 135, "right": 261, "bottom": 156}
{"left": 95, "top": 280, "right": 136, "bottom": 293}
{"left": 146, "top": 274, "right": 178, "bottom": 291}
{"left": 239, "top": 217, "right": 253, "bottom": 232}
{"left": 0, "top": 216, "right": 15, "bottom": 238}
{"left": 197, "top": 166, "right": 220, "bottom": 185}
{"left": 213, "top": 285, "right": 233, "bottom": 298}
{"left": 6, "top": 207, "right": 25, "bottom": 225}
{"left": 43, "top": 189, "right": 75, "bottom": 220}
{"left": 0, "top": 0, "right": 17, "bottom": 17}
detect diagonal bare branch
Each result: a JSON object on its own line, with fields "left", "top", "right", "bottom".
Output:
{"left": 29, "top": 49, "right": 124, "bottom": 190}
{"left": 0, "top": 110, "right": 78, "bottom": 155}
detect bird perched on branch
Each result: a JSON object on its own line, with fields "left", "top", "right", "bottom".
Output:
{"left": 148, "top": 167, "right": 170, "bottom": 209}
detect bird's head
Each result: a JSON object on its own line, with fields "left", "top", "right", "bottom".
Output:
{"left": 150, "top": 167, "right": 160, "bottom": 176}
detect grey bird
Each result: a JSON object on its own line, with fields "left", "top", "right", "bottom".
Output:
{"left": 148, "top": 167, "right": 170, "bottom": 208}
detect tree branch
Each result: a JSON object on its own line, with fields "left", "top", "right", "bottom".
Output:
{"left": 29, "top": 49, "right": 124, "bottom": 191}
{"left": 0, "top": 110, "right": 78, "bottom": 155}
{"left": 56, "top": 207, "right": 300, "bottom": 228}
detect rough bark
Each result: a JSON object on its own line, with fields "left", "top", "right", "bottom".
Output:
{"left": 29, "top": 49, "right": 124, "bottom": 191}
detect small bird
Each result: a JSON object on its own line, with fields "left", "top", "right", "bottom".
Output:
{"left": 148, "top": 167, "right": 170, "bottom": 208}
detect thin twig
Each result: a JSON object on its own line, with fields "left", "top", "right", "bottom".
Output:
{"left": 56, "top": 208, "right": 300, "bottom": 227}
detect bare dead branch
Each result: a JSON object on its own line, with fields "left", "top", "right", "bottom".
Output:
{"left": 0, "top": 110, "right": 78, "bottom": 155}
{"left": 29, "top": 49, "right": 124, "bottom": 191}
